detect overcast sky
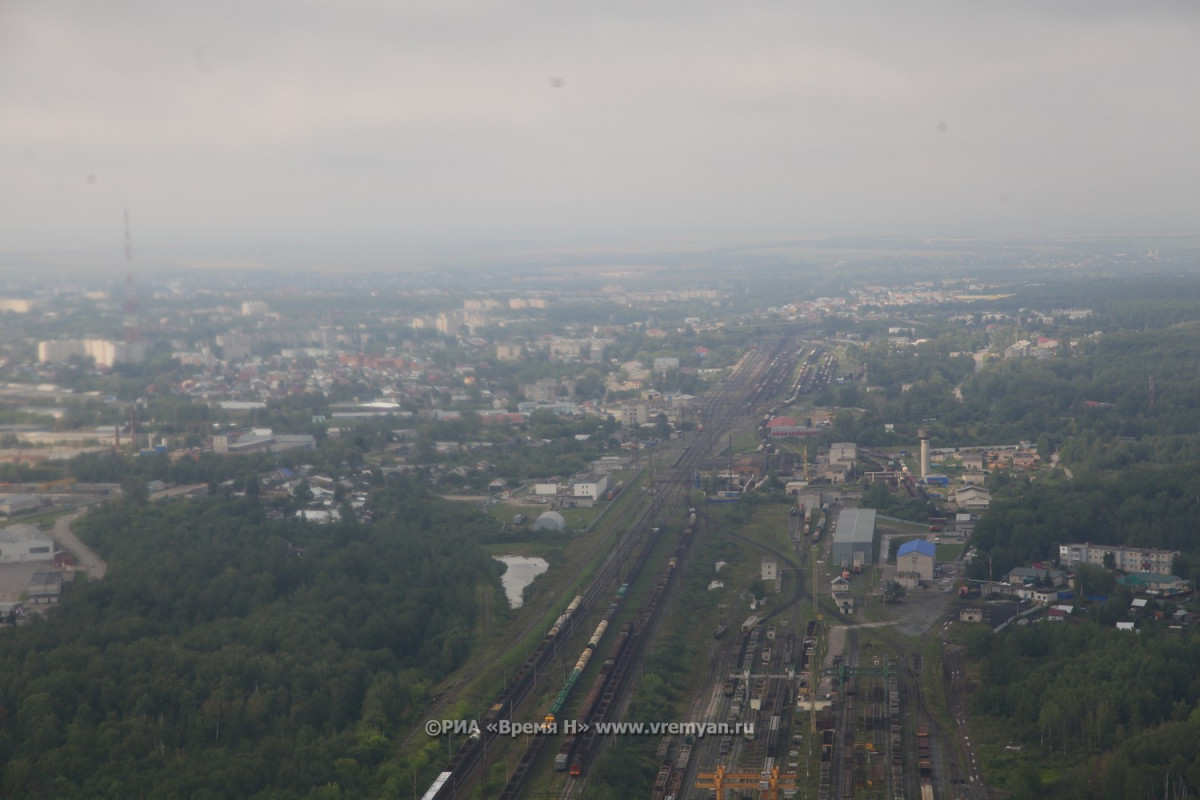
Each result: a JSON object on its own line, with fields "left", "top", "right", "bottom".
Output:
{"left": 2, "top": 1, "right": 1197, "bottom": 262}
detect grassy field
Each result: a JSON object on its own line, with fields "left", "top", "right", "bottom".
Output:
{"left": 936, "top": 542, "right": 965, "bottom": 562}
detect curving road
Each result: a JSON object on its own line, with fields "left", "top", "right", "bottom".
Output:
{"left": 50, "top": 510, "right": 107, "bottom": 579}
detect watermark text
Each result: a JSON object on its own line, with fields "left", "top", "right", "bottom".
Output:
{"left": 424, "top": 719, "right": 752, "bottom": 739}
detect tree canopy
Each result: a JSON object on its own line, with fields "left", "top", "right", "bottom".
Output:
{"left": 0, "top": 480, "right": 503, "bottom": 799}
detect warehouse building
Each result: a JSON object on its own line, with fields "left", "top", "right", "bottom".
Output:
{"left": 0, "top": 524, "right": 55, "bottom": 563}
{"left": 0, "top": 494, "right": 41, "bottom": 517}
{"left": 831, "top": 508, "right": 876, "bottom": 571}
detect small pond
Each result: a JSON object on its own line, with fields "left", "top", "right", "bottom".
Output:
{"left": 494, "top": 555, "right": 549, "bottom": 608}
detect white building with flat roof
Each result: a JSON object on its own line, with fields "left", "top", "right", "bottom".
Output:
{"left": 0, "top": 524, "right": 55, "bottom": 563}
{"left": 761, "top": 557, "right": 777, "bottom": 582}
{"left": 572, "top": 473, "right": 610, "bottom": 501}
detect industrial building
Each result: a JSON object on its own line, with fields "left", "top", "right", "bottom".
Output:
{"left": 27, "top": 570, "right": 66, "bottom": 604}
{"left": 213, "top": 429, "right": 316, "bottom": 455}
{"left": 896, "top": 539, "right": 936, "bottom": 588}
{"left": 0, "top": 494, "right": 41, "bottom": 517}
{"left": 830, "top": 508, "right": 876, "bottom": 571}
{"left": 761, "top": 557, "right": 777, "bottom": 582}
{"left": 572, "top": 472, "right": 609, "bottom": 503}
{"left": 0, "top": 524, "right": 55, "bottom": 563}
{"left": 828, "top": 442, "right": 857, "bottom": 467}
{"left": 953, "top": 485, "right": 991, "bottom": 510}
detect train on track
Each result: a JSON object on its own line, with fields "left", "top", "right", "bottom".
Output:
{"left": 559, "top": 508, "right": 698, "bottom": 781}
{"left": 554, "top": 622, "right": 632, "bottom": 773}
{"left": 544, "top": 619, "right": 609, "bottom": 727}
{"left": 419, "top": 592, "right": 583, "bottom": 800}
{"left": 420, "top": 332, "right": 792, "bottom": 800}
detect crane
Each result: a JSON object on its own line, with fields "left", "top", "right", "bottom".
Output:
{"left": 695, "top": 765, "right": 797, "bottom": 800}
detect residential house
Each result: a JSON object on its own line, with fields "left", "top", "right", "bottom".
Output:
{"left": 1119, "top": 572, "right": 1189, "bottom": 595}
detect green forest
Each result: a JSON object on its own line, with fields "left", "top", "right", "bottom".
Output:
{"left": 929, "top": 279, "right": 1200, "bottom": 796}
{"left": 965, "top": 622, "right": 1200, "bottom": 799}
{"left": 0, "top": 481, "right": 502, "bottom": 799}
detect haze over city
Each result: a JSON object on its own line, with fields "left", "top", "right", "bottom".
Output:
{"left": 2, "top": 1, "right": 1198, "bottom": 271}
{"left": 4, "top": 6, "right": 1200, "bottom": 792}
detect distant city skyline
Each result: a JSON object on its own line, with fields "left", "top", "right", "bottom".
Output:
{"left": 2, "top": 1, "right": 1197, "bottom": 267}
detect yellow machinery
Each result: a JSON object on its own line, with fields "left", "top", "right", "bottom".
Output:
{"left": 695, "top": 765, "right": 798, "bottom": 800}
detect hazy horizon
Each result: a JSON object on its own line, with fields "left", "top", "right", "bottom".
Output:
{"left": 3, "top": 1, "right": 1198, "bottom": 266}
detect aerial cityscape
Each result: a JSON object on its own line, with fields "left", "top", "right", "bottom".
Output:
{"left": 2, "top": 3, "right": 1199, "bottom": 800}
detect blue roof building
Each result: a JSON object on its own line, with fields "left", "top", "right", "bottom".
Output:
{"left": 897, "top": 539, "right": 937, "bottom": 558}
{"left": 896, "top": 539, "right": 936, "bottom": 587}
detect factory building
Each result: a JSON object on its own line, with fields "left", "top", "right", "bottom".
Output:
{"left": 213, "top": 430, "right": 316, "bottom": 455}
{"left": 0, "top": 494, "right": 41, "bottom": 517}
{"left": 0, "top": 524, "right": 55, "bottom": 563}
{"left": 831, "top": 508, "right": 876, "bottom": 571}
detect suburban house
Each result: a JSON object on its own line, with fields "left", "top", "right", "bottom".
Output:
{"left": 1119, "top": 573, "right": 1190, "bottom": 595}
{"left": 1006, "top": 566, "right": 1067, "bottom": 587}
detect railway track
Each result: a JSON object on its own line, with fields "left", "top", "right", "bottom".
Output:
{"left": 419, "top": 332, "right": 802, "bottom": 800}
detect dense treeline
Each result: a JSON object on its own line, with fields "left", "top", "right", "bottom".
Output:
{"left": 966, "top": 464, "right": 1200, "bottom": 582}
{"left": 827, "top": 299, "right": 1200, "bottom": 449}
{"left": 0, "top": 481, "right": 503, "bottom": 799}
{"left": 966, "top": 622, "right": 1200, "bottom": 798}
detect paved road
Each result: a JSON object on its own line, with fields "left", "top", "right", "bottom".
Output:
{"left": 151, "top": 483, "right": 210, "bottom": 501}
{"left": 50, "top": 510, "right": 107, "bottom": 579}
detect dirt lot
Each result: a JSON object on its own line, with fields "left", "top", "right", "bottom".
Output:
{"left": 0, "top": 562, "right": 46, "bottom": 602}
{"left": 877, "top": 525, "right": 965, "bottom": 637}
{"left": 888, "top": 580, "right": 961, "bottom": 636}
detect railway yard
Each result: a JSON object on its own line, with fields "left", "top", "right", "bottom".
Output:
{"left": 416, "top": 332, "right": 978, "bottom": 800}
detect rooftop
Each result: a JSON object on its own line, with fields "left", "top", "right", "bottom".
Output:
{"left": 897, "top": 539, "right": 937, "bottom": 558}
{"left": 0, "top": 524, "right": 47, "bottom": 543}
{"left": 834, "top": 508, "right": 876, "bottom": 545}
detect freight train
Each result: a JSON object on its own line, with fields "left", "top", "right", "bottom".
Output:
{"left": 554, "top": 623, "right": 633, "bottom": 773}
{"left": 544, "top": 619, "right": 608, "bottom": 727}
{"left": 418, "top": 593, "right": 582, "bottom": 800}
{"left": 566, "top": 509, "right": 699, "bottom": 779}
{"left": 918, "top": 728, "right": 933, "bottom": 799}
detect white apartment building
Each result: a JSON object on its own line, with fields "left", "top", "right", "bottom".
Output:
{"left": 1058, "top": 542, "right": 1179, "bottom": 574}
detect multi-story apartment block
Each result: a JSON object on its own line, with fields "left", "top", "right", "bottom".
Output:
{"left": 1059, "top": 542, "right": 1179, "bottom": 574}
